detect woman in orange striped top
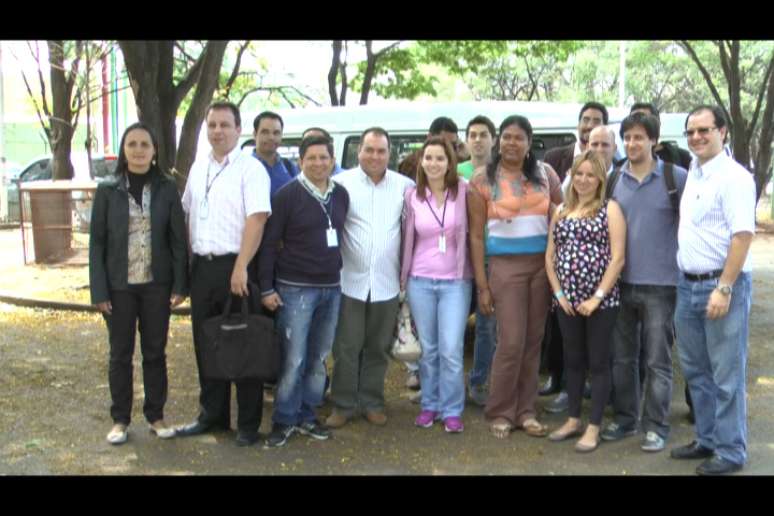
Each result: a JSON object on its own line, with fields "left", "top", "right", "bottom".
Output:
{"left": 470, "top": 115, "right": 563, "bottom": 439}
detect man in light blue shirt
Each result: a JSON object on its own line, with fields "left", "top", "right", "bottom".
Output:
{"left": 670, "top": 105, "right": 755, "bottom": 475}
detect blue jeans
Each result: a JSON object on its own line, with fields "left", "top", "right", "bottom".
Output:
{"left": 674, "top": 272, "right": 751, "bottom": 465}
{"left": 611, "top": 283, "right": 676, "bottom": 439}
{"left": 468, "top": 303, "right": 497, "bottom": 388}
{"left": 407, "top": 276, "right": 472, "bottom": 419}
{"left": 273, "top": 284, "right": 341, "bottom": 426}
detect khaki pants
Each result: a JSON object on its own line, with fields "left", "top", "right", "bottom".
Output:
{"left": 485, "top": 254, "right": 550, "bottom": 426}
{"left": 330, "top": 294, "right": 400, "bottom": 415}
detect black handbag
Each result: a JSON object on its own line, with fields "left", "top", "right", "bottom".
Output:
{"left": 200, "top": 294, "right": 281, "bottom": 382}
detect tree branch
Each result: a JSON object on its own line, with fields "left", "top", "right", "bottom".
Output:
{"left": 680, "top": 41, "right": 732, "bottom": 125}
{"left": 222, "top": 41, "right": 251, "bottom": 98}
{"left": 748, "top": 50, "right": 774, "bottom": 143}
{"left": 172, "top": 42, "right": 208, "bottom": 106}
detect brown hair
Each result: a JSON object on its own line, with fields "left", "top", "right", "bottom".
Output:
{"left": 560, "top": 150, "right": 607, "bottom": 219}
{"left": 415, "top": 136, "right": 459, "bottom": 201}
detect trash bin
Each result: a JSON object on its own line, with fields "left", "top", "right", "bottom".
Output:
{"left": 20, "top": 180, "right": 96, "bottom": 264}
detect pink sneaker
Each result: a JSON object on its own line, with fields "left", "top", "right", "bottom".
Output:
{"left": 444, "top": 416, "right": 464, "bottom": 433}
{"left": 415, "top": 410, "right": 438, "bottom": 428}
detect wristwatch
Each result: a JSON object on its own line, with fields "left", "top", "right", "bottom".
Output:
{"left": 593, "top": 289, "right": 605, "bottom": 300}
{"left": 716, "top": 283, "right": 733, "bottom": 296}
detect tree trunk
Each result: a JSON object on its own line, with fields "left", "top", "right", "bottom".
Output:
{"left": 48, "top": 40, "right": 75, "bottom": 180}
{"left": 328, "top": 41, "right": 342, "bottom": 106}
{"left": 120, "top": 40, "right": 230, "bottom": 190}
{"left": 359, "top": 41, "right": 377, "bottom": 105}
{"left": 119, "top": 41, "right": 180, "bottom": 176}
{"left": 175, "top": 41, "right": 228, "bottom": 191}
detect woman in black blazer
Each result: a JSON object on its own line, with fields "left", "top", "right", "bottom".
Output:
{"left": 89, "top": 122, "right": 188, "bottom": 445}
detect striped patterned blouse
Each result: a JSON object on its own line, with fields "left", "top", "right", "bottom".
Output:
{"left": 471, "top": 162, "right": 562, "bottom": 256}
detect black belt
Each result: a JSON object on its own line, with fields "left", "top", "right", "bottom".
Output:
{"left": 684, "top": 270, "right": 722, "bottom": 282}
{"left": 195, "top": 253, "right": 237, "bottom": 262}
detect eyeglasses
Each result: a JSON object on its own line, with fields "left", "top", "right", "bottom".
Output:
{"left": 683, "top": 126, "right": 717, "bottom": 138}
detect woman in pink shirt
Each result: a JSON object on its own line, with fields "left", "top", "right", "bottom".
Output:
{"left": 400, "top": 137, "right": 488, "bottom": 433}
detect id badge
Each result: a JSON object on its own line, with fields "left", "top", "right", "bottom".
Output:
{"left": 438, "top": 234, "right": 446, "bottom": 254}
{"left": 199, "top": 199, "right": 209, "bottom": 220}
{"left": 326, "top": 228, "right": 338, "bottom": 247}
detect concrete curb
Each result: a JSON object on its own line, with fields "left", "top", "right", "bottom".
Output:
{"left": 0, "top": 292, "right": 191, "bottom": 315}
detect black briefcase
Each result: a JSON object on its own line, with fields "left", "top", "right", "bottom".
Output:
{"left": 201, "top": 294, "right": 281, "bottom": 382}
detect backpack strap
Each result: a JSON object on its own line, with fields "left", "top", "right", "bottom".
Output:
{"left": 662, "top": 161, "right": 679, "bottom": 214}
{"left": 605, "top": 167, "right": 621, "bottom": 200}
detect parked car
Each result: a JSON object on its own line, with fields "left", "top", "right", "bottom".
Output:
{"left": 6, "top": 153, "right": 117, "bottom": 224}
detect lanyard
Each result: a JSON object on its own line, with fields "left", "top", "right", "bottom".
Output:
{"left": 425, "top": 190, "right": 449, "bottom": 229}
{"left": 204, "top": 156, "right": 233, "bottom": 200}
{"left": 300, "top": 176, "right": 334, "bottom": 228}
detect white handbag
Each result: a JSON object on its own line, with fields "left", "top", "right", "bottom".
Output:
{"left": 391, "top": 291, "right": 422, "bottom": 362}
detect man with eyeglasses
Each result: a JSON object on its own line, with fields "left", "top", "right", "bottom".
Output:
{"left": 544, "top": 101, "right": 609, "bottom": 182}
{"left": 670, "top": 105, "right": 755, "bottom": 475}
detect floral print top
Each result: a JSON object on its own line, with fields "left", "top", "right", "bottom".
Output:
{"left": 552, "top": 200, "right": 619, "bottom": 309}
{"left": 126, "top": 180, "right": 153, "bottom": 285}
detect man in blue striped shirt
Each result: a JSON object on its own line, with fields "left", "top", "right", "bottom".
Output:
{"left": 670, "top": 105, "right": 755, "bottom": 475}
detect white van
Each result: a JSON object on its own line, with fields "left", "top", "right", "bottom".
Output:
{"left": 241, "top": 100, "right": 631, "bottom": 171}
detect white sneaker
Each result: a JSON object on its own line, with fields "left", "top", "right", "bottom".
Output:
{"left": 107, "top": 424, "right": 128, "bottom": 445}
{"left": 149, "top": 421, "right": 176, "bottom": 439}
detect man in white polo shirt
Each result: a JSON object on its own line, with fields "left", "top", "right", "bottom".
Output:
{"left": 670, "top": 105, "right": 755, "bottom": 475}
{"left": 177, "top": 101, "right": 271, "bottom": 447}
{"left": 326, "top": 127, "right": 414, "bottom": 428}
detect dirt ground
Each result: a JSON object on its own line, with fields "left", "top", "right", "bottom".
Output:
{"left": 1, "top": 227, "right": 773, "bottom": 475}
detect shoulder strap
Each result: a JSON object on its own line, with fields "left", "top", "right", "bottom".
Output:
{"left": 662, "top": 161, "right": 679, "bottom": 214}
{"left": 605, "top": 167, "right": 621, "bottom": 200}
{"left": 282, "top": 157, "right": 297, "bottom": 177}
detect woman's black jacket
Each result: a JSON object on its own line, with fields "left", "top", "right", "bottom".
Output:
{"left": 89, "top": 171, "right": 189, "bottom": 304}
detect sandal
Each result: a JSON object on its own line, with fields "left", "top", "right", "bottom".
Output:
{"left": 520, "top": 418, "right": 549, "bottom": 438}
{"left": 490, "top": 418, "right": 513, "bottom": 439}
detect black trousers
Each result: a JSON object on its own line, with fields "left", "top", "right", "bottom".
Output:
{"left": 190, "top": 254, "right": 263, "bottom": 433}
{"left": 103, "top": 283, "right": 171, "bottom": 425}
{"left": 556, "top": 307, "right": 619, "bottom": 425}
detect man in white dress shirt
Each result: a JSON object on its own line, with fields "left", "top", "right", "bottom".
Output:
{"left": 326, "top": 127, "right": 414, "bottom": 428}
{"left": 176, "top": 102, "right": 271, "bottom": 447}
{"left": 670, "top": 105, "right": 755, "bottom": 475}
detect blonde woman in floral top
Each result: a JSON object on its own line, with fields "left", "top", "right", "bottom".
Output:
{"left": 545, "top": 150, "right": 626, "bottom": 453}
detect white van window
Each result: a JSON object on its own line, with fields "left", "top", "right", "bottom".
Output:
{"left": 342, "top": 134, "right": 431, "bottom": 170}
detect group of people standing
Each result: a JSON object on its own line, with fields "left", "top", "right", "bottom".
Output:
{"left": 89, "top": 98, "right": 754, "bottom": 475}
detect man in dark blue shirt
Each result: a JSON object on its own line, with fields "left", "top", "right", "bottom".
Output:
{"left": 252, "top": 111, "right": 299, "bottom": 196}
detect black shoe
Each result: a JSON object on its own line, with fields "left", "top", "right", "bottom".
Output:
{"left": 175, "top": 420, "right": 214, "bottom": 437}
{"left": 544, "top": 391, "right": 569, "bottom": 413}
{"left": 696, "top": 456, "right": 743, "bottom": 475}
{"left": 264, "top": 423, "right": 296, "bottom": 449}
{"left": 600, "top": 422, "right": 637, "bottom": 442}
{"left": 539, "top": 375, "right": 561, "bottom": 396}
{"left": 235, "top": 430, "right": 260, "bottom": 447}
{"left": 670, "top": 440, "right": 714, "bottom": 460}
{"left": 296, "top": 420, "right": 331, "bottom": 441}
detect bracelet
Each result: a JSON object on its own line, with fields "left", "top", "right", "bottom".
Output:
{"left": 554, "top": 290, "right": 565, "bottom": 300}
{"left": 477, "top": 286, "right": 490, "bottom": 294}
